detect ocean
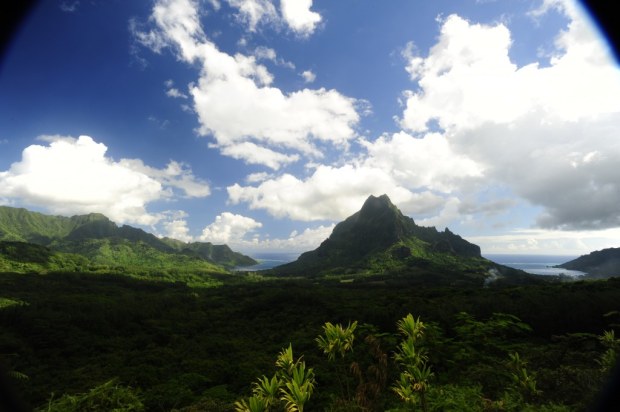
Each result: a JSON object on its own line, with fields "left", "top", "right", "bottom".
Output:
{"left": 234, "top": 252, "right": 300, "bottom": 271}
{"left": 236, "top": 252, "right": 587, "bottom": 277}
{"left": 484, "top": 254, "right": 586, "bottom": 277}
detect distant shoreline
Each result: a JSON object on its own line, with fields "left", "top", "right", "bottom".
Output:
{"left": 236, "top": 252, "right": 588, "bottom": 275}
{"left": 484, "top": 254, "right": 585, "bottom": 277}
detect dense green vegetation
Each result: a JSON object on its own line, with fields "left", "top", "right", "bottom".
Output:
{"left": 2, "top": 197, "right": 619, "bottom": 410}
{"left": 1, "top": 271, "right": 619, "bottom": 411}
{"left": 0, "top": 206, "right": 257, "bottom": 277}
{"left": 270, "top": 195, "right": 528, "bottom": 285}
{"left": 557, "top": 247, "right": 620, "bottom": 278}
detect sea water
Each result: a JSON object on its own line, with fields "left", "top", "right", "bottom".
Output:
{"left": 236, "top": 252, "right": 587, "bottom": 277}
{"left": 484, "top": 254, "right": 586, "bottom": 277}
{"left": 234, "top": 252, "right": 300, "bottom": 271}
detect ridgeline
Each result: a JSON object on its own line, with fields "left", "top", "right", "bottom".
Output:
{"left": 269, "top": 194, "right": 529, "bottom": 286}
{"left": 0, "top": 206, "right": 256, "bottom": 280}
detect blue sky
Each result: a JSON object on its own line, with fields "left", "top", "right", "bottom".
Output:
{"left": 1, "top": 0, "right": 619, "bottom": 256}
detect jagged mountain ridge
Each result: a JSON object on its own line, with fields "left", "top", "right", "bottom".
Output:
{"left": 270, "top": 195, "right": 517, "bottom": 284}
{"left": 0, "top": 205, "right": 256, "bottom": 270}
{"left": 312, "top": 194, "right": 478, "bottom": 260}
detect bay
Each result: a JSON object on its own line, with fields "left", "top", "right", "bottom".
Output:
{"left": 484, "top": 254, "right": 586, "bottom": 277}
{"left": 234, "top": 252, "right": 300, "bottom": 271}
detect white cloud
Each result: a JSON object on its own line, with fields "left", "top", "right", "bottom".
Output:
{"left": 228, "top": 3, "right": 620, "bottom": 235}
{"left": 400, "top": 13, "right": 620, "bottom": 133}
{"left": 301, "top": 69, "right": 316, "bottom": 83}
{"left": 223, "top": 0, "right": 322, "bottom": 37}
{"left": 253, "top": 46, "right": 276, "bottom": 61}
{"left": 219, "top": 142, "right": 299, "bottom": 170}
{"left": 468, "top": 227, "right": 620, "bottom": 256}
{"left": 245, "top": 172, "right": 272, "bottom": 183}
{"left": 166, "top": 88, "right": 188, "bottom": 99}
{"left": 361, "top": 131, "right": 483, "bottom": 192}
{"left": 455, "top": 113, "right": 620, "bottom": 230}
{"left": 0, "top": 136, "right": 161, "bottom": 225}
{"left": 162, "top": 217, "right": 194, "bottom": 242}
{"left": 250, "top": 223, "right": 335, "bottom": 252}
{"left": 417, "top": 197, "right": 462, "bottom": 229}
{"left": 253, "top": 46, "right": 295, "bottom": 69}
{"left": 199, "top": 212, "right": 262, "bottom": 243}
{"left": 226, "top": 0, "right": 278, "bottom": 32}
{"left": 0, "top": 135, "right": 209, "bottom": 225}
{"left": 228, "top": 163, "right": 445, "bottom": 221}
{"left": 280, "top": 0, "right": 322, "bottom": 37}
{"left": 399, "top": 7, "right": 620, "bottom": 231}
{"left": 160, "top": 211, "right": 333, "bottom": 252}
{"left": 119, "top": 159, "right": 211, "bottom": 198}
{"left": 136, "top": 0, "right": 359, "bottom": 169}
{"left": 226, "top": 128, "right": 485, "bottom": 223}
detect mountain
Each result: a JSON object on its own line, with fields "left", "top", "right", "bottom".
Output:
{"left": 0, "top": 206, "right": 257, "bottom": 275}
{"left": 0, "top": 206, "right": 104, "bottom": 244}
{"left": 271, "top": 195, "right": 491, "bottom": 278}
{"left": 556, "top": 247, "right": 620, "bottom": 278}
{"left": 161, "top": 237, "right": 257, "bottom": 267}
{"left": 269, "top": 194, "right": 523, "bottom": 285}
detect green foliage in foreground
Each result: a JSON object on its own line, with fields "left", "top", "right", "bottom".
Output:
{"left": 237, "top": 314, "right": 616, "bottom": 411}
{"left": 40, "top": 379, "right": 144, "bottom": 412}
{"left": 235, "top": 344, "right": 316, "bottom": 412}
{"left": 1, "top": 273, "right": 619, "bottom": 411}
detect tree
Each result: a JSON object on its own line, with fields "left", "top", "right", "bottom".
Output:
{"left": 392, "top": 314, "right": 433, "bottom": 412}
{"left": 40, "top": 379, "right": 144, "bottom": 412}
{"left": 235, "top": 344, "right": 315, "bottom": 412}
{"left": 316, "top": 321, "right": 357, "bottom": 400}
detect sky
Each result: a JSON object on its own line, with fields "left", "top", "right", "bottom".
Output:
{"left": 0, "top": 0, "right": 619, "bottom": 257}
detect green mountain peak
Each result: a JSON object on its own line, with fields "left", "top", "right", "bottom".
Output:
{"left": 0, "top": 205, "right": 257, "bottom": 276}
{"left": 271, "top": 194, "right": 484, "bottom": 278}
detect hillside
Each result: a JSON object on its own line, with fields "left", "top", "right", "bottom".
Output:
{"left": 0, "top": 206, "right": 257, "bottom": 276}
{"left": 556, "top": 247, "right": 620, "bottom": 278}
{"left": 269, "top": 194, "right": 527, "bottom": 285}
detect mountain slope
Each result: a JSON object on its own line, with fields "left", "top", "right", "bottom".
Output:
{"left": 0, "top": 206, "right": 95, "bottom": 244}
{"left": 0, "top": 206, "right": 257, "bottom": 273}
{"left": 269, "top": 195, "right": 521, "bottom": 285}
{"left": 556, "top": 247, "right": 620, "bottom": 278}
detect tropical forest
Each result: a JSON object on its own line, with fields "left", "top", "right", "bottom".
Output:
{"left": 1, "top": 195, "right": 619, "bottom": 411}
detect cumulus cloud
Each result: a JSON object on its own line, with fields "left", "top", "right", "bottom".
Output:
{"left": 301, "top": 70, "right": 316, "bottom": 83}
{"left": 166, "top": 87, "right": 188, "bottom": 99}
{"left": 361, "top": 131, "right": 483, "bottom": 192}
{"left": 455, "top": 113, "right": 620, "bottom": 230}
{"left": 228, "top": 163, "right": 446, "bottom": 221}
{"left": 399, "top": 6, "right": 620, "bottom": 230}
{"left": 0, "top": 135, "right": 209, "bottom": 225}
{"left": 223, "top": 0, "right": 321, "bottom": 36}
{"left": 227, "top": 2, "right": 620, "bottom": 234}
{"left": 219, "top": 142, "right": 299, "bottom": 169}
{"left": 252, "top": 224, "right": 335, "bottom": 252}
{"left": 280, "top": 0, "right": 322, "bottom": 37}
{"left": 400, "top": 13, "right": 620, "bottom": 133}
{"left": 135, "top": 0, "right": 359, "bottom": 170}
{"left": 227, "top": 128, "right": 486, "bottom": 223}
{"left": 161, "top": 211, "right": 333, "bottom": 252}
{"left": 199, "top": 212, "right": 262, "bottom": 243}
{"left": 227, "top": 0, "right": 278, "bottom": 32}
{"left": 468, "top": 227, "right": 620, "bottom": 256}
{"left": 159, "top": 211, "right": 194, "bottom": 242}
{"left": 118, "top": 158, "right": 211, "bottom": 198}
